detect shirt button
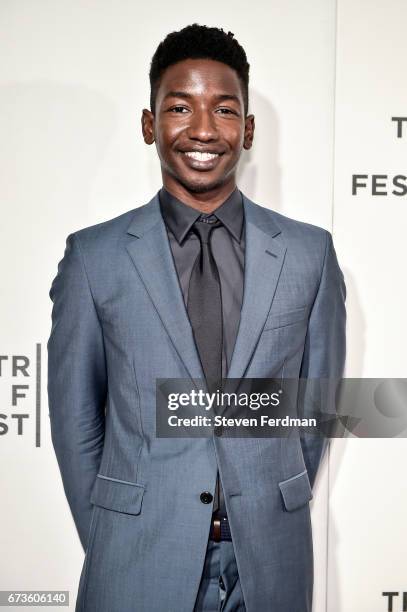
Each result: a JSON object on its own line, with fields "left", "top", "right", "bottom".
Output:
{"left": 200, "top": 491, "right": 213, "bottom": 504}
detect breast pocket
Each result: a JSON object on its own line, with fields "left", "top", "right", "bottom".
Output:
{"left": 263, "top": 305, "right": 310, "bottom": 331}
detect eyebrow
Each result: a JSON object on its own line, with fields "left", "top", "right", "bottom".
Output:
{"left": 163, "top": 91, "right": 241, "bottom": 104}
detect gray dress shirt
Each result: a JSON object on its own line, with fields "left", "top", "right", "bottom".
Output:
{"left": 159, "top": 186, "right": 245, "bottom": 516}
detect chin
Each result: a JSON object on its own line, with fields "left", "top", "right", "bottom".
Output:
{"left": 178, "top": 174, "right": 226, "bottom": 194}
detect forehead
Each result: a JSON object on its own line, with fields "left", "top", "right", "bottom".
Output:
{"left": 156, "top": 58, "right": 244, "bottom": 101}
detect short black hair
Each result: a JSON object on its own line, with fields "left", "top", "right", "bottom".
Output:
{"left": 149, "top": 24, "right": 250, "bottom": 115}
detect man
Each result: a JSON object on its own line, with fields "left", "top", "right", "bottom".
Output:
{"left": 48, "top": 24, "right": 346, "bottom": 612}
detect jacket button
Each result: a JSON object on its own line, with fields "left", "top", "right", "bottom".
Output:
{"left": 200, "top": 491, "right": 213, "bottom": 504}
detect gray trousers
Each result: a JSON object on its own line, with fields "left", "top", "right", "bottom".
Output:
{"left": 194, "top": 539, "right": 246, "bottom": 612}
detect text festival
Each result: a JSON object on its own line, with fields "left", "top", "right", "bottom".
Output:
{"left": 382, "top": 591, "right": 407, "bottom": 611}
{"left": 352, "top": 117, "right": 406, "bottom": 196}
{"left": 0, "top": 346, "right": 42, "bottom": 446}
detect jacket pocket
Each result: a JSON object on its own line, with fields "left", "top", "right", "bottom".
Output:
{"left": 278, "top": 469, "right": 313, "bottom": 511}
{"left": 263, "top": 305, "right": 309, "bottom": 331}
{"left": 90, "top": 473, "right": 146, "bottom": 515}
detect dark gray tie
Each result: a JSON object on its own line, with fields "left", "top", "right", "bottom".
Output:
{"left": 187, "top": 215, "right": 223, "bottom": 393}
{"left": 187, "top": 215, "right": 224, "bottom": 515}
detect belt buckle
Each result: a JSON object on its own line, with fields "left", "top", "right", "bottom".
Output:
{"left": 213, "top": 518, "right": 221, "bottom": 542}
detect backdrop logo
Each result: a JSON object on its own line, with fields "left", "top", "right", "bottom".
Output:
{"left": 382, "top": 592, "right": 407, "bottom": 611}
{"left": 0, "top": 344, "right": 42, "bottom": 446}
{"left": 352, "top": 117, "right": 407, "bottom": 197}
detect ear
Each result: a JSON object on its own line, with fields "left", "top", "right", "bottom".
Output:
{"left": 243, "top": 114, "right": 255, "bottom": 150}
{"left": 141, "top": 109, "right": 155, "bottom": 145}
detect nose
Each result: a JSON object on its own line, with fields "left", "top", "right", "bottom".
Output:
{"left": 187, "top": 107, "right": 218, "bottom": 142}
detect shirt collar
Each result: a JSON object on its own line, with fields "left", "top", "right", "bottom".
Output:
{"left": 159, "top": 186, "right": 244, "bottom": 245}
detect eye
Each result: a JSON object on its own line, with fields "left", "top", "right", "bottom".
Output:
{"left": 169, "top": 106, "right": 189, "bottom": 113}
{"left": 216, "top": 107, "right": 238, "bottom": 116}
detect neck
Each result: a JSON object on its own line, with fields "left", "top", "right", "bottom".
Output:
{"left": 162, "top": 177, "right": 237, "bottom": 214}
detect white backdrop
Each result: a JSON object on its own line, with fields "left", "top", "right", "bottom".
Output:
{"left": 1, "top": 1, "right": 404, "bottom": 611}
{"left": 329, "top": 1, "right": 407, "bottom": 611}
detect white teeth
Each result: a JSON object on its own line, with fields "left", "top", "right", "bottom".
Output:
{"left": 184, "top": 151, "right": 219, "bottom": 161}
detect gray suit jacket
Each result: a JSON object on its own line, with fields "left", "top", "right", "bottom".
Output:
{"left": 47, "top": 191, "right": 346, "bottom": 612}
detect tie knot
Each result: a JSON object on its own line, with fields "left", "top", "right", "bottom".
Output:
{"left": 192, "top": 215, "right": 222, "bottom": 244}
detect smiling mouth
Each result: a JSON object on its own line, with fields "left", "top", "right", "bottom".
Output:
{"left": 182, "top": 151, "right": 221, "bottom": 161}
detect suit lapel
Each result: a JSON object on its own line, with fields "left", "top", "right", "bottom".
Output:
{"left": 226, "top": 194, "right": 287, "bottom": 381}
{"left": 125, "top": 193, "right": 206, "bottom": 385}
{"left": 125, "top": 191, "right": 287, "bottom": 388}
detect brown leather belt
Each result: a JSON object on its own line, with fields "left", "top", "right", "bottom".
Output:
{"left": 209, "top": 515, "right": 232, "bottom": 542}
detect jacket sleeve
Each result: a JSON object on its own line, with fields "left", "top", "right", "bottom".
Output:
{"left": 299, "top": 230, "right": 347, "bottom": 488}
{"left": 47, "top": 232, "right": 107, "bottom": 552}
